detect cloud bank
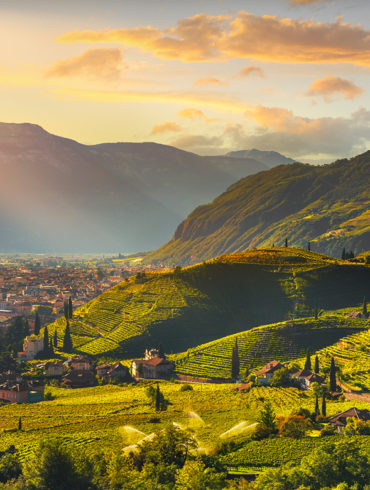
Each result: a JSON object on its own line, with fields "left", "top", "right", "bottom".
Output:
{"left": 307, "top": 76, "right": 363, "bottom": 101}
{"left": 58, "top": 12, "right": 370, "bottom": 66}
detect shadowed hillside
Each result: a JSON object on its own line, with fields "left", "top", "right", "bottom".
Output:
{"left": 146, "top": 152, "right": 370, "bottom": 265}
{"left": 46, "top": 248, "right": 370, "bottom": 357}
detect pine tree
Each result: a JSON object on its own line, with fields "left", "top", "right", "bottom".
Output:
{"left": 314, "top": 306, "right": 319, "bottom": 320}
{"left": 341, "top": 248, "right": 346, "bottom": 260}
{"left": 321, "top": 393, "right": 326, "bottom": 417}
{"left": 18, "top": 417, "right": 22, "bottom": 431}
{"left": 315, "top": 396, "right": 320, "bottom": 416}
{"left": 68, "top": 297, "right": 73, "bottom": 319}
{"left": 285, "top": 238, "right": 288, "bottom": 248}
{"left": 63, "top": 321, "right": 73, "bottom": 353}
{"left": 49, "top": 339, "right": 54, "bottom": 356}
{"left": 54, "top": 330, "right": 58, "bottom": 349}
{"left": 307, "top": 242, "right": 311, "bottom": 251}
{"left": 314, "top": 355, "right": 319, "bottom": 374}
{"left": 258, "top": 402, "right": 276, "bottom": 431}
{"left": 155, "top": 384, "right": 161, "bottom": 411}
{"left": 231, "top": 339, "right": 240, "bottom": 380}
{"left": 330, "top": 357, "right": 337, "bottom": 392}
{"left": 362, "top": 297, "right": 368, "bottom": 319}
{"left": 304, "top": 351, "right": 311, "bottom": 371}
{"left": 34, "top": 312, "right": 41, "bottom": 335}
{"left": 43, "top": 327, "right": 49, "bottom": 355}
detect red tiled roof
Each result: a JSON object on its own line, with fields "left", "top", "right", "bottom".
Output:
{"left": 328, "top": 408, "right": 370, "bottom": 426}
{"left": 255, "top": 360, "right": 282, "bottom": 376}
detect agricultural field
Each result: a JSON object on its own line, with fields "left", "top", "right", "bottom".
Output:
{"left": 172, "top": 314, "right": 369, "bottom": 382}
{"left": 0, "top": 382, "right": 369, "bottom": 473}
{"left": 45, "top": 249, "right": 370, "bottom": 359}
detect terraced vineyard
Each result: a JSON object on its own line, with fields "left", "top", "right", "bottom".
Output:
{"left": 172, "top": 315, "right": 369, "bottom": 380}
{"left": 314, "top": 329, "right": 370, "bottom": 391}
{"left": 46, "top": 249, "right": 370, "bottom": 358}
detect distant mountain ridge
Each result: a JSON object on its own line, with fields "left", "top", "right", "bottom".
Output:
{"left": 225, "top": 149, "right": 294, "bottom": 168}
{"left": 0, "top": 122, "right": 292, "bottom": 253}
{"left": 147, "top": 152, "right": 370, "bottom": 264}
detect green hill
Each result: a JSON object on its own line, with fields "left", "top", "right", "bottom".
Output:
{"left": 146, "top": 151, "right": 370, "bottom": 265}
{"left": 46, "top": 249, "right": 370, "bottom": 358}
{"left": 171, "top": 315, "right": 369, "bottom": 382}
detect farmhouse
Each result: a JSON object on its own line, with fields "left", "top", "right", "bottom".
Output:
{"left": 255, "top": 360, "right": 283, "bottom": 385}
{"left": 328, "top": 408, "right": 370, "bottom": 433}
{"left": 292, "top": 369, "right": 325, "bottom": 389}
{"left": 131, "top": 349, "right": 174, "bottom": 379}
{"left": 37, "top": 361, "right": 64, "bottom": 377}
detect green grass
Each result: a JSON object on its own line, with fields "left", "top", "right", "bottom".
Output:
{"left": 45, "top": 249, "right": 370, "bottom": 358}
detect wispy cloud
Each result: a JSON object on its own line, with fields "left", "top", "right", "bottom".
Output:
{"left": 306, "top": 76, "right": 363, "bottom": 101}
{"left": 57, "top": 12, "right": 370, "bottom": 66}
{"left": 151, "top": 121, "right": 182, "bottom": 134}
{"left": 46, "top": 48, "right": 124, "bottom": 79}
{"left": 237, "top": 66, "right": 265, "bottom": 78}
{"left": 193, "top": 77, "right": 227, "bottom": 87}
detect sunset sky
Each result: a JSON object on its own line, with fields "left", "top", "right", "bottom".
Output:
{"left": 2, "top": 0, "right": 370, "bottom": 163}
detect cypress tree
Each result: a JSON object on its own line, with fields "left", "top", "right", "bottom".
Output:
{"left": 155, "top": 384, "right": 161, "bottom": 411}
{"left": 54, "top": 330, "right": 58, "bottom": 349}
{"left": 63, "top": 300, "right": 69, "bottom": 320}
{"left": 329, "top": 357, "right": 337, "bottom": 392}
{"left": 341, "top": 248, "right": 346, "bottom": 260}
{"left": 18, "top": 417, "right": 22, "bottom": 431}
{"left": 314, "top": 306, "right": 319, "bottom": 320}
{"left": 24, "top": 319, "right": 30, "bottom": 337}
{"left": 49, "top": 339, "right": 54, "bottom": 356}
{"left": 43, "top": 327, "right": 49, "bottom": 355}
{"left": 362, "top": 297, "right": 368, "bottom": 318}
{"left": 34, "top": 312, "right": 41, "bottom": 335}
{"left": 307, "top": 242, "right": 311, "bottom": 251}
{"left": 315, "top": 396, "right": 320, "bottom": 416}
{"left": 285, "top": 238, "right": 288, "bottom": 248}
{"left": 304, "top": 351, "right": 311, "bottom": 371}
{"left": 231, "top": 339, "right": 240, "bottom": 380}
{"left": 68, "top": 297, "right": 73, "bottom": 319}
{"left": 63, "top": 321, "right": 73, "bottom": 353}
{"left": 315, "top": 395, "right": 320, "bottom": 415}
{"left": 314, "top": 355, "right": 319, "bottom": 374}
{"left": 321, "top": 393, "right": 326, "bottom": 417}
{"left": 158, "top": 344, "right": 165, "bottom": 359}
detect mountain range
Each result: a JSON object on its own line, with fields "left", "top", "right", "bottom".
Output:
{"left": 0, "top": 122, "right": 292, "bottom": 253}
{"left": 147, "top": 152, "right": 370, "bottom": 264}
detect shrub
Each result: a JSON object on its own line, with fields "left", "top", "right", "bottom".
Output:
{"left": 278, "top": 415, "right": 312, "bottom": 439}
{"left": 179, "top": 384, "right": 193, "bottom": 392}
{"left": 251, "top": 424, "right": 274, "bottom": 441}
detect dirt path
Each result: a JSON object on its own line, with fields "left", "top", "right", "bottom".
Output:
{"left": 344, "top": 392, "right": 370, "bottom": 402}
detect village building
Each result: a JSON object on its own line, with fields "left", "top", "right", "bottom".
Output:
{"left": 255, "top": 360, "right": 283, "bottom": 385}
{"left": 18, "top": 335, "right": 44, "bottom": 360}
{"left": 131, "top": 349, "right": 174, "bottom": 380}
{"left": 328, "top": 408, "right": 370, "bottom": 433}
{"left": 0, "top": 372, "right": 44, "bottom": 403}
{"left": 37, "top": 361, "right": 64, "bottom": 377}
{"left": 62, "top": 370, "right": 96, "bottom": 388}
{"left": 64, "top": 356, "right": 91, "bottom": 371}
{"left": 96, "top": 362, "right": 131, "bottom": 383}
{"left": 292, "top": 369, "right": 325, "bottom": 389}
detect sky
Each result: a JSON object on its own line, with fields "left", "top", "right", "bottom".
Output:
{"left": 1, "top": 0, "right": 370, "bottom": 163}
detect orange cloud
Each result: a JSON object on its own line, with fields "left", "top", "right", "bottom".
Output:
{"left": 46, "top": 48, "right": 124, "bottom": 79}
{"left": 151, "top": 121, "right": 182, "bottom": 135}
{"left": 222, "top": 12, "right": 370, "bottom": 66}
{"left": 237, "top": 66, "right": 265, "bottom": 78}
{"left": 178, "top": 108, "right": 208, "bottom": 120}
{"left": 288, "top": 0, "right": 329, "bottom": 4}
{"left": 57, "top": 14, "right": 228, "bottom": 62}
{"left": 57, "top": 12, "right": 370, "bottom": 66}
{"left": 193, "top": 77, "right": 227, "bottom": 87}
{"left": 306, "top": 76, "right": 363, "bottom": 101}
